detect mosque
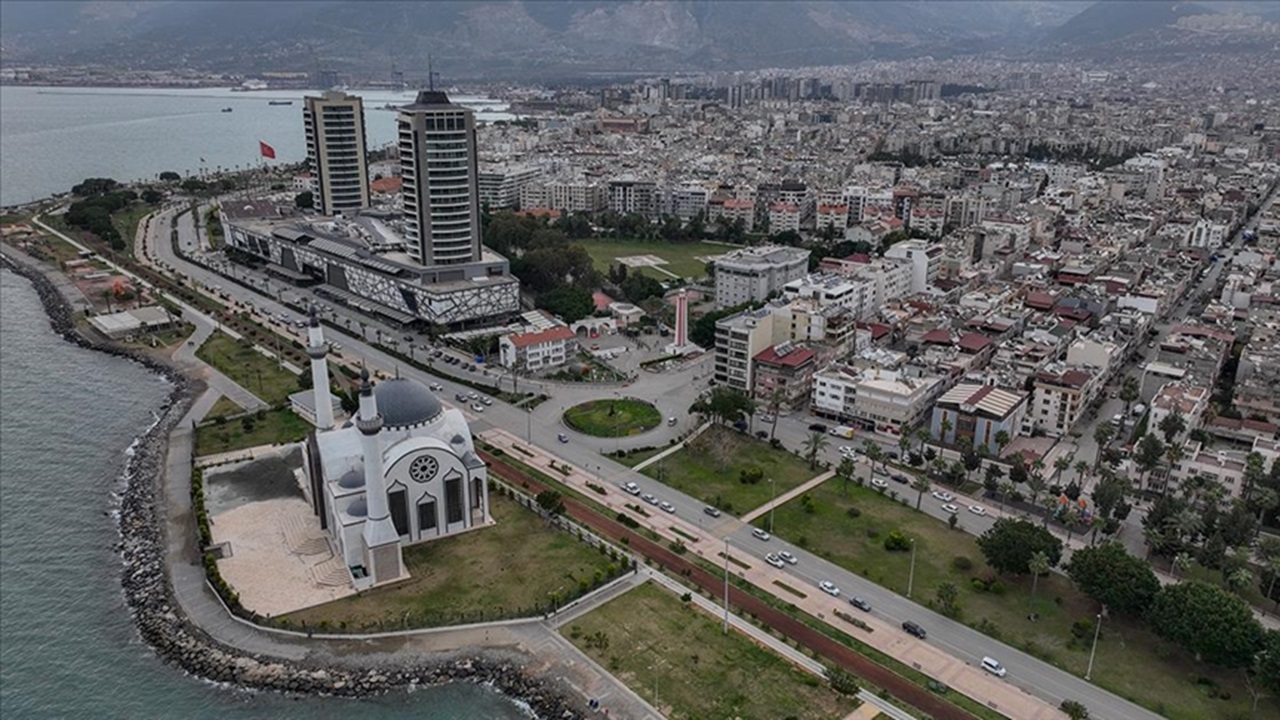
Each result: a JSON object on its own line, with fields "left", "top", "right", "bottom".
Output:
{"left": 298, "top": 308, "right": 490, "bottom": 589}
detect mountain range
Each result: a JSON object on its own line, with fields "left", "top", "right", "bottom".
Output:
{"left": 1, "top": 1, "right": 1276, "bottom": 80}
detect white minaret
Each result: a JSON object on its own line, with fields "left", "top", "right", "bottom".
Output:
{"left": 306, "top": 305, "right": 335, "bottom": 429}
{"left": 355, "top": 367, "right": 403, "bottom": 583}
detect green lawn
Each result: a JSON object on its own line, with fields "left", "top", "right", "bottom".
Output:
{"left": 575, "top": 238, "right": 728, "bottom": 279}
{"left": 564, "top": 582, "right": 860, "bottom": 720}
{"left": 284, "top": 492, "right": 619, "bottom": 630}
{"left": 112, "top": 203, "right": 154, "bottom": 251}
{"left": 564, "top": 398, "right": 661, "bottom": 437}
{"left": 196, "top": 330, "right": 301, "bottom": 406}
{"left": 206, "top": 394, "right": 246, "bottom": 420}
{"left": 764, "top": 481, "right": 1279, "bottom": 720}
{"left": 193, "top": 406, "right": 311, "bottom": 456}
{"left": 642, "top": 426, "right": 820, "bottom": 515}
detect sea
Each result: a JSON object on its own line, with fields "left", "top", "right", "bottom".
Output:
{"left": 0, "top": 85, "right": 514, "bottom": 207}
{"left": 0, "top": 82, "right": 526, "bottom": 720}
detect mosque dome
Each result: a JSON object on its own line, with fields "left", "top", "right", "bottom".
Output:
{"left": 347, "top": 499, "right": 368, "bottom": 517}
{"left": 338, "top": 469, "right": 365, "bottom": 489}
{"left": 374, "top": 377, "right": 443, "bottom": 428}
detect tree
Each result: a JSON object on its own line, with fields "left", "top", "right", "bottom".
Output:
{"left": 766, "top": 388, "right": 786, "bottom": 441}
{"left": 689, "top": 387, "right": 754, "bottom": 427}
{"left": 141, "top": 188, "right": 164, "bottom": 204}
{"left": 977, "top": 518, "right": 1063, "bottom": 575}
{"left": 935, "top": 581, "right": 960, "bottom": 617}
{"left": 1171, "top": 552, "right": 1192, "bottom": 580}
{"left": 1135, "top": 433, "right": 1166, "bottom": 491}
{"left": 1066, "top": 542, "right": 1160, "bottom": 616}
{"left": 619, "top": 273, "right": 665, "bottom": 304}
{"left": 1060, "top": 699, "right": 1090, "bottom": 720}
{"left": 939, "top": 417, "right": 954, "bottom": 445}
{"left": 159, "top": 171, "right": 181, "bottom": 182}
{"left": 1242, "top": 452, "right": 1268, "bottom": 502}
{"left": 983, "top": 463, "right": 1004, "bottom": 498}
{"left": 72, "top": 177, "right": 119, "bottom": 196}
{"left": 1092, "top": 423, "right": 1114, "bottom": 471}
{"left": 836, "top": 457, "right": 856, "bottom": 496}
{"left": 912, "top": 475, "right": 931, "bottom": 510}
{"left": 994, "top": 429, "right": 1010, "bottom": 456}
{"left": 963, "top": 448, "right": 983, "bottom": 485}
{"left": 1028, "top": 550, "right": 1051, "bottom": 602}
{"left": 1256, "top": 630, "right": 1280, "bottom": 695}
{"left": 802, "top": 432, "right": 829, "bottom": 470}
{"left": 536, "top": 285, "right": 594, "bottom": 323}
{"left": 1074, "top": 460, "right": 1090, "bottom": 486}
{"left": 1146, "top": 581, "right": 1264, "bottom": 667}
{"left": 1158, "top": 410, "right": 1187, "bottom": 445}
{"left": 294, "top": 190, "right": 314, "bottom": 209}
{"left": 863, "top": 440, "right": 884, "bottom": 473}
{"left": 1009, "top": 454, "right": 1029, "bottom": 486}
{"left": 535, "top": 490, "right": 565, "bottom": 517}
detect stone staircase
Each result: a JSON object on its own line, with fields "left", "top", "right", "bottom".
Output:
{"left": 310, "top": 556, "right": 351, "bottom": 587}
{"left": 281, "top": 515, "right": 330, "bottom": 556}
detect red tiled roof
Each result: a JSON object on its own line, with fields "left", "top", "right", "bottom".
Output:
{"left": 1024, "top": 291, "right": 1056, "bottom": 310}
{"left": 506, "top": 325, "right": 575, "bottom": 348}
{"left": 921, "top": 328, "right": 953, "bottom": 344}
{"left": 592, "top": 291, "right": 615, "bottom": 312}
{"left": 371, "top": 176, "right": 402, "bottom": 194}
{"left": 754, "top": 345, "right": 816, "bottom": 367}
{"left": 958, "top": 332, "right": 992, "bottom": 353}
{"left": 845, "top": 253, "right": 873, "bottom": 264}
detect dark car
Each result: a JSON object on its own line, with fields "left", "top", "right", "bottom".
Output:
{"left": 902, "top": 621, "right": 927, "bottom": 639}
{"left": 850, "top": 597, "right": 872, "bottom": 612}
{"left": 890, "top": 473, "right": 909, "bottom": 484}
{"left": 808, "top": 423, "right": 827, "bottom": 433}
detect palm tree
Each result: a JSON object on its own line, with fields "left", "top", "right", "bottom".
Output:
{"left": 1163, "top": 443, "right": 1184, "bottom": 494}
{"left": 1227, "top": 566, "right": 1254, "bottom": 593}
{"left": 1028, "top": 550, "right": 1051, "bottom": 604}
{"left": 1074, "top": 460, "right": 1090, "bottom": 487}
{"left": 912, "top": 475, "right": 931, "bottom": 510}
{"left": 939, "top": 417, "right": 954, "bottom": 446}
{"left": 1063, "top": 507, "right": 1082, "bottom": 544}
{"left": 1041, "top": 495, "right": 1058, "bottom": 527}
{"left": 1119, "top": 376, "right": 1140, "bottom": 416}
{"left": 1170, "top": 509, "right": 1202, "bottom": 548}
{"left": 1171, "top": 551, "right": 1192, "bottom": 580}
{"left": 1093, "top": 423, "right": 1114, "bottom": 471}
{"left": 998, "top": 481, "right": 1015, "bottom": 513}
{"left": 766, "top": 388, "right": 786, "bottom": 441}
{"left": 802, "top": 431, "right": 829, "bottom": 470}
{"left": 863, "top": 440, "right": 884, "bottom": 473}
{"left": 836, "top": 457, "right": 856, "bottom": 496}
{"left": 915, "top": 426, "right": 931, "bottom": 456}
{"left": 898, "top": 434, "right": 912, "bottom": 462}
{"left": 994, "top": 429, "right": 1011, "bottom": 457}
{"left": 1054, "top": 456, "right": 1071, "bottom": 484}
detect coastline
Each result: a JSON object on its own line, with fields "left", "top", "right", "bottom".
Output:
{"left": 0, "top": 246, "right": 585, "bottom": 719}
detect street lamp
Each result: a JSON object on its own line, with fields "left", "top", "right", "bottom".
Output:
{"left": 907, "top": 537, "right": 917, "bottom": 599}
{"left": 768, "top": 478, "right": 777, "bottom": 534}
{"left": 1085, "top": 611, "right": 1103, "bottom": 681}
{"left": 722, "top": 535, "right": 731, "bottom": 634}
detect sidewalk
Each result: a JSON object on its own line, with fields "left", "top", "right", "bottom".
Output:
{"left": 632, "top": 421, "right": 711, "bottom": 472}
{"left": 741, "top": 470, "right": 835, "bottom": 524}
{"left": 481, "top": 428, "right": 1066, "bottom": 720}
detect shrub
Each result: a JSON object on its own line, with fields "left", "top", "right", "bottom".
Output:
{"left": 740, "top": 466, "right": 764, "bottom": 485}
{"left": 952, "top": 556, "right": 974, "bottom": 572}
{"left": 883, "top": 530, "right": 911, "bottom": 552}
{"left": 845, "top": 506, "right": 862, "bottom": 519}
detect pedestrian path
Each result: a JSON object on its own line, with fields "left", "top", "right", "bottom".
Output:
{"left": 631, "top": 421, "right": 711, "bottom": 471}
{"left": 194, "top": 443, "right": 285, "bottom": 468}
{"left": 740, "top": 470, "right": 836, "bottom": 524}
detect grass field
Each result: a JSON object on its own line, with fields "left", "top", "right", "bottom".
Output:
{"left": 563, "top": 398, "right": 661, "bottom": 437}
{"left": 112, "top": 204, "right": 154, "bottom": 251}
{"left": 641, "top": 426, "right": 819, "bottom": 515}
{"left": 564, "top": 582, "right": 860, "bottom": 720}
{"left": 284, "top": 493, "right": 618, "bottom": 629}
{"left": 765, "top": 482, "right": 1279, "bottom": 720}
{"left": 575, "top": 238, "right": 728, "bottom": 279}
{"left": 193, "top": 406, "right": 311, "bottom": 456}
{"left": 195, "top": 330, "right": 300, "bottom": 406}
{"left": 206, "top": 394, "right": 246, "bottom": 419}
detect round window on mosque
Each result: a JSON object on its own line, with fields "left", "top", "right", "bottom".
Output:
{"left": 409, "top": 455, "right": 439, "bottom": 483}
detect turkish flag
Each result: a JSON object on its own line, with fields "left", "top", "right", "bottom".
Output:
{"left": 259, "top": 140, "right": 276, "bottom": 159}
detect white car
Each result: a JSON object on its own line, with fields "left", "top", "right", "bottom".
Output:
{"left": 642, "top": 493, "right": 659, "bottom": 506}
{"left": 968, "top": 505, "right": 987, "bottom": 516}
{"left": 658, "top": 501, "right": 675, "bottom": 514}
{"left": 428, "top": 382, "right": 443, "bottom": 392}
{"left": 752, "top": 528, "right": 771, "bottom": 541}
{"left": 819, "top": 580, "right": 841, "bottom": 597}
{"left": 870, "top": 476, "right": 889, "bottom": 489}
{"left": 467, "top": 391, "right": 479, "bottom": 400}
{"left": 838, "top": 445, "right": 854, "bottom": 456}
{"left": 778, "top": 551, "right": 798, "bottom": 565}
{"left": 621, "top": 482, "right": 641, "bottom": 496}
{"left": 941, "top": 503, "right": 959, "bottom": 515}
{"left": 470, "top": 402, "right": 485, "bottom": 413}
{"left": 765, "top": 553, "right": 786, "bottom": 569}
{"left": 932, "top": 490, "right": 954, "bottom": 502}
{"left": 480, "top": 396, "right": 493, "bottom": 406}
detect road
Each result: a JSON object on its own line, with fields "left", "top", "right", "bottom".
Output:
{"left": 135, "top": 199, "right": 1172, "bottom": 720}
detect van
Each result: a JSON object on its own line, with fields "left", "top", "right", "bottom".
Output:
{"left": 981, "top": 657, "right": 1007, "bottom": 678}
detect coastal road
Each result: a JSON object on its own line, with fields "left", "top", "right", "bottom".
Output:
{"left": 139, "top": 200, "right": 1160, "bottom": 720}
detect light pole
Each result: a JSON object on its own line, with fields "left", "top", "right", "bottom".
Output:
{"left": 1085, "top": 611, "right": 1103, "bottom": 681}
{"left": 907, "top": 538, "right": 917, "bottom": 599}
{"left": 526, "top": 406, "right": 532, "bottom": 446}
{"left": 722, "top": 535, "right": 731, "bottom": 634}
{"left": 768, "top": 478, "right": 777, "bottom": 534}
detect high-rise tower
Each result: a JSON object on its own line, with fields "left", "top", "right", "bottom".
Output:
{"left": 397, "top": 90, "right": 482, "bottom": 266}
{"left": 303, "top": 90, "right": 371, "bottom": 216}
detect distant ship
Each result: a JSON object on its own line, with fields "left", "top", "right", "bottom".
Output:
{"left": 268, "top": 100, "right": 293, "bottom": 106}
{"left": 221, "top": 107, "right": 234, "bottom": 113}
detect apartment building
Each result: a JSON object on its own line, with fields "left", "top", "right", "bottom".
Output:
{"left": 608, "top": 179, "right": 659, "bottom": 219}
{"left": 930, "top": 383, "right": 1029, "bottom": 453}
{"left": 713, "top": 245, "right": 811, "bottom": 309}
{"left": 397, "top": 90, "right": 482, "bottom": 265}
{"left": 713, "top": 308, "right": 775, "bottom": 392}
{"left": 708, "top": 198, "right": 756, "bottom": 232}
{"left": 663, "top": 183, "right": 710, "bottom": 220}
{"left": 304, "top": 91, "right": 371, "bottom": 216}
{"left": 815, "top": 203, "right": 850, "bottom": 231}
{"left": 811, "top": 365, "right": 943, "bottom": 435}
{"left": 821, "top": 254, "right": 914, "bottom": 310}
{"left": 1168, "top": 436, "right": 1280, "bottom": 501}
{"left": 782, "top": 272, "right": 875, "bottom": 321}
{"left": 1148, "top": 383, "right": 1211, "bottom": 446}
{"left": 477, "top": 164, "right": 542, "bottom": 210}
{"left": 498, "top": 325, "right": 578, "bottom": 371}
{"left": 1029, "top": 364, "right": 1101, "bottom": 437}
{"left": 768, "top": 202, "right": 803, "bottom": 234}
{"left": 884, "top": 239, "right": 943, "bottom": 293}
{"left": 752, "top": 342, "right": 817, "bottom": 410}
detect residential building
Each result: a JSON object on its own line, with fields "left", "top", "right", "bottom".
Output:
{"left": 398, "top": 90, "right": 483, "bottom": 266}
{"left": 1029, "top": 364, "right": 1101, "bottom": 437}
{"left": 1168, "top": 436, "right": 1280, "bottom": 501}
{"left": 811, "top": 365, "right": 943, "bottom": 435}
{"left": 304, "top": 91, "right": 371, "bottom": 216}
{"left": 609, "top": 179, "right": 659, "bottom": 219}
{"left": 752, "top": 342, "right": 817, "bottom": 410}
{"left": 782, "top": 272, "right": 875, "bottom": 321}
{"left": 713, "top": 245, "right": 810, "bottom": 309}
{"left": 477, "top": 164, "right": 542, "bottom": 210}
{"left": 884, "top": 239, "right": 943, "bottom": 293}
{"left": 664, "top": 182, "right": 710, "bottom": 220}
{"left": 816, "top": 203, "right": 850, "bottom": 232}
{"left": 1148, "top": 383, "right": 1210, "bottom": 445}
{"left": 768, "top": 202, "right": 803, "bottom": 234}
{"left": 713, "top": 308, "right": 775, "bottom": 392}
{"left": 930, "top": 383, "right": 1029, "bottom": 453}
{"left": 498, "top": 325, "right": 578, "bottom": 371}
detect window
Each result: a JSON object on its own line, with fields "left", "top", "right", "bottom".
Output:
{"left": 389, "top": 489, "right": 409, "bottom": 536}
{"left": 445, "top": 478, "right": 464, "bottom": 524}
{"left": 417, "top": 501, "right": 437, "bottom": 531}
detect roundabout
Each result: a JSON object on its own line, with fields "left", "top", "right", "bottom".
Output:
{"left": 562, "top": 398, "right": 662, "bottom": 438}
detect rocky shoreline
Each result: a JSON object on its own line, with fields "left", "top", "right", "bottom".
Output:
{"left": 0, "top": 249, "right": 585, "bottom": 719}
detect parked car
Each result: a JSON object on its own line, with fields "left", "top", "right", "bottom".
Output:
{"left": 703, "top": 506, "right": 722, "bottom": 518}
{"left": 480, "top": 396, "right": 493, "bottom": 406}
{"left": 890, "top": 473, "right": 910, "bottom": 484}
{"left": 808, "top": 423, "right": 827, "bottom": 433}
{"left": 850, "top": 597, "right": 872, "bottom": 612}
{"left": 941, "top": 503, "right": 959, "bottom": 514}
{"left": 455, "top": 392, "right": 468, "bottom": 402}
{"left": 621, "top": 482, "right": 641, "bottom": 496}
{"left": 752, "top": 528, "right": 771, "bottom": 541}
{"left": 968, "top": 505, "right": 987, "bottom": 516}
{"left": 557, "top": 433, "right": 569, "bottom": 443}
{"left": 429, "top": 382, "right": 443, "bottom": 392}
{"left": 641, "top": 493, "right": 659, "bottom": 506}
{"left": 777, "top": 551, "right": 797, "bottom": 565}
{"left": 467, "top": 391, "right": 479, "bottom": 400}
{"left": 870, "top": 476, "right": 889, "bottom": 489}
{"left": 819, "top": 580, "right": 841, "bottom": 597}
{"left": 902, "top": 621, "right": 927, "bottom": 639}
{"left": 765, "top": 553, "right": 786, "bottom": 569}
{"left": 470, "top": 402, "right": 485, "bottom": 413}
{"left": 667, "top": 417, "right": 678, "bottom": 426}
{"left": 981, "top": 657, "right": 1007, "bottom": 678}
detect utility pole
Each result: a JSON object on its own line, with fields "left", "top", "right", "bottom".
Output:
{"left": 907, "top": 538, "right": 917, "bottom": 599}
{"left": 1085, "top": 611, "right": 1103, "bottom": 680}
{"left": 722, "top": 536, "right": 730, "bottom": 634}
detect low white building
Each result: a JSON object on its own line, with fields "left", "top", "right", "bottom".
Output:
{"left": 498, "top": 325, "right": 578, "bottom": 371}
{"left": 713, "top": 245, "right": 811, "bottom": 309}
{"left": 811, "top": 365, "right": 943, "bottom": 435}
